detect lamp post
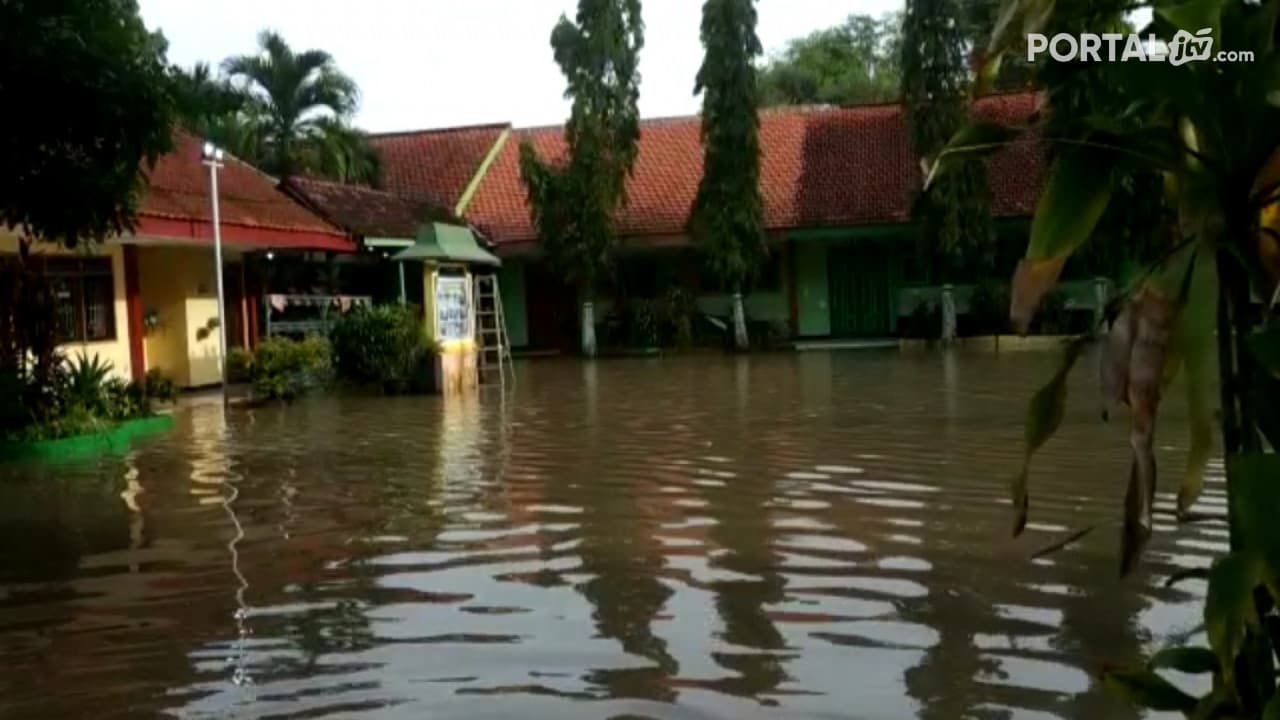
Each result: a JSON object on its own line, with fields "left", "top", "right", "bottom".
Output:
{"left": 201, "top": 141, "right": 229, "bottom": 395}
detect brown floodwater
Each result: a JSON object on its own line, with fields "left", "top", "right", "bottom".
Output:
{"left": 0, "top": 350, "right": 1222, "bottom": 719}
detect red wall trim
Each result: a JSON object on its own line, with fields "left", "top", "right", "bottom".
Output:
{"left": 122, "top": 245, "right": 146, "bottom": 382}
{"left": 135, "top": 216, "right": 356, "bottom": 252}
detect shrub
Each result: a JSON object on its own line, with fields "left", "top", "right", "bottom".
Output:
{"left": 226, "top": 348, "right": 254, "bottom": 384}
{"left": 65, "top": 353, "right": 114, "bottom": 415}
{"left": 330, "top": 305, "right": 431, "bottom": 394}
{"left": 250, "top": 335, "right": 332, "bottom": 401}
{"left": 902, "top": 298, "right": 941, "bottom": 339}
{"left": 103, "top": 378, "right": 148, "bottom": 420}
{"left": 658, "top": 286, "right": 697, "bottom": 347}
{"left": 966, "top": 280, "right": 1010, "bottom": 336}
{"left": 143, "top": 368, "right": 178, "bottom": 402}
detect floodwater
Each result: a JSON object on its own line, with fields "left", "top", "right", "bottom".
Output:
{"left": 0, "top": 351, "right": 1223, "bottom": 719}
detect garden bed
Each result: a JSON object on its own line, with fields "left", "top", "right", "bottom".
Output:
{"left": 0, "top": 413, "right": 176, "bottom": 462}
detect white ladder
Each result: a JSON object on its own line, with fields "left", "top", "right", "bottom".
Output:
{"left": 474, "top": 272, "right": 515, "bottom": 388}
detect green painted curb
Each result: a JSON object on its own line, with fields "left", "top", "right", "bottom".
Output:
{"left": 0, "top": 413, "right": 176, "bottom": 462}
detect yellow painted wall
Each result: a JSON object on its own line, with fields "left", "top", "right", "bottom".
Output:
{"left": 0, "top": 230, "right": 134, "bottom": 382}
{"left": 137, "top": 246, "right": 192, "bottom": 386}
{"left": 137, "top": 246, "right": 224, "bottom": 388}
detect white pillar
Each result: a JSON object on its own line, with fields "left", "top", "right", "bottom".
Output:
{"left": 581, "top": 301, "right": 597, "bottom": 357}
{"left": 731, "top": 292, "right": 749, "bottom": 351}
{"left": 1092, "top": 276, "right": 1110, "bottom": 336}
{"left": 940, "top": 284, "right": 957, "bottom": 345}
{"left": 206, "top": 160, "right": 228, "bottom": 393}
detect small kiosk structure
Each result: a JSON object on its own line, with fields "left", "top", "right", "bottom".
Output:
{"left": 393, "top": 222, "right": 502, "bottom": 395}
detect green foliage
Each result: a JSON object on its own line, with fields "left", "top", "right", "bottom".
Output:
{"left": 249, "top": 335, "right": 332, "bottom": 402}
{"left": 209, "top": 30, "right": 378, "bottom": 184}
{"left": 902, "top": 0, "right": 994, "bottom": 275}
{"left": 661, "top": 286, "right": 698, "bottom": 347}
{"left": 3, "top": 352, "right": 152, "bottom": 441}
{"left": 102, "top": 378, "right": 147, "bottom": 421}
{"left": 65, "top": 353, "right": 115, "bottom": 416}
{"left": 758, "top": 13, "right": 902, "bottom": 106}
{"left": 933, "top": 0, "right": 1280, "bottom": 714}
{"left": 1102, "top": 668, "right": 1197, "bottom": 714}
{"left": 0, "top": 0, "right": 176, "bottom": 245}
{"left": 329, "top": 306, "right": 432, "bottom": 394}
{"left": 519, "top": 0, "right": 645, "bottom": 305}
{"left": 690, "top": 0, "right": 767, "bottom": 346}
{"left": 226, "top": 347, "right": 254, "bottom": 384}
{"left": 142, "top": 368, "right": 178, "bottom": 403}
{"left": 1009, "top": 336, "right": 1089, "bottom": 536}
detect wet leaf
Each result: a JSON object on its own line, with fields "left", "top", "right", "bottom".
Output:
{"left": 1012, "top": 337, "right": 1089, "bottom": 537}
{"left": 1122, "top": 461, "right": 1154, "bottom": 577}
{"left": 1171, "top": 253, "right": 1219, "bottom": 516}
{"left": 1029, "top": 523, "right": 1099, "bottom": 560}
{"left": 1011, "top": 257, "right": 1069, "bottom": 335}
{"left": 1255, "top": 368, "right": 1280, "bottom": 451}
{"left": 1250, "top": 327, "right": 1280, "bottom": 376}
{"left": 1102, "top": 667, "right": 1198, "bottom": 713}
{"left": 1166, "top": 566, "right": 1211, "bottom": 588}
{"left": 1206, "top": 553, "right": 1261, "bottom": 679}
{"left": 987, "top": 0, "right": 1054, "bottom": 57}
{"left": 1150, "top": 646, "right": 1219, "bottom": 675}
{"left": 1156, "top": 0, "right": 1222, "bottom": 47}
{"left": 1014, "top": 151, "right": 1114, "bottom": 333}
{"left": 1266, "top": 693, "right": 1280, "bottom": 720}
{"left": 1101, "top": 300, "right": 1137, "bottom": 417}
{"left": 926, "top": 122, "right": 1025, "bottom": 188}
{"left": 1256, "top": 147, "right": 1280, "bottom": 294}
{"left": 1120, "top": 287, "right": 1177, "bottom": 574}
{"left": 1228, "top": 454, "right": 1280, "bottom": 582}
{"left": 1192, "top": 687, "right": 1240, "bottom": 720}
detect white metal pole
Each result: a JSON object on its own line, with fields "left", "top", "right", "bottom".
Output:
{"left": 208, "top": 160, "right": 229, "bottom": 394}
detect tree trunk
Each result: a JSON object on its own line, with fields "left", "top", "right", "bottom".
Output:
{"left": 732, "top": 291, "right": 748, "bottom": 351}
{"left": 581, "top": 300, "right": 597, "bottom": 358}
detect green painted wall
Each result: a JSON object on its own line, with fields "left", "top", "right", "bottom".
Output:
{"left": 794, "top": 240, "right": 830, "bottom": 337}
{"left": 498, "top": 261, "right": 529, "bottom": 348}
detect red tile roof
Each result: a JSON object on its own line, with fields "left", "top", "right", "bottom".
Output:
{"left": 137, "top": 133, "right": 354, "bottom": 251}
{"left": 281, "top": 177, "right": 461, "bottom": 240}
{"left": 369, "top": 124, "right": 510, "bottom": 211}
{"left": 465, "top": 93, "right": 1044, "bottom": 246}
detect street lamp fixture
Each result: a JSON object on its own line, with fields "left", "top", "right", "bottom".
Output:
{"left": 201, "top": 141, "right": 229, "bottom": 398}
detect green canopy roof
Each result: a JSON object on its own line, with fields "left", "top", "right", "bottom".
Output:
{"left": 391, "top": 222, "right": 500, "bottom": 267}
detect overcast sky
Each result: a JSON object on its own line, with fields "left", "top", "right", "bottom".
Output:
{"left": 139, "top": 0, "right": 902, "bottom": 133}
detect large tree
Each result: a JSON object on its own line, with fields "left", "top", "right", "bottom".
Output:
{"left": 172, "top": 62, "right": 264, "bottom": 163}
{"left": 223, "top": 31, "right": 377, "bottom": 184}
{"left": 901, "top": 0, "right": 994, "bottom": 307}
{"left": 691, "top": 0, "right": 766, "bottom": 351}
{"left": 759, "top": 13, "right": 901, "bottom": 107}
{"left": 519, "top": 0, "right": 645, "bottom": 357}
{"left": 0, "top": 0, "right": 175, "bottom": 246}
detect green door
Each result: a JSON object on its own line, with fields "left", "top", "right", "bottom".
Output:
{"left": 828, "top": 243, "right": 894, "bottom": 337}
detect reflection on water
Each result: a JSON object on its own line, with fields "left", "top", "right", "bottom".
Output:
{"left": 0, "top": 351, "right": 1221, "bottom": 719}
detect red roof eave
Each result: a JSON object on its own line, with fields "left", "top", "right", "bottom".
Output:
{"left": 135, "top": 215, "right": 356, "bottom": 252}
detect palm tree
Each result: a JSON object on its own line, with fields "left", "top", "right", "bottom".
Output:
{"left": 223, "top": 31, "right": 373, "bottom": 182}
{"left": 304, "top": 117, "right": 382, "bottom": 186}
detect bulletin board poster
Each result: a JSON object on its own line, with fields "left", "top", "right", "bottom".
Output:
{"left": 436, "top": 276, "right": 471, "bottom": 341}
